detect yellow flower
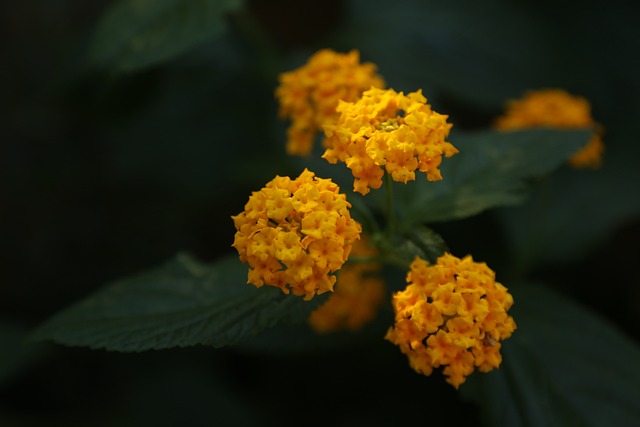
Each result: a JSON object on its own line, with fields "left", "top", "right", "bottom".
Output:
{"left": 232, "top": 169, "right": 362, "bottom": 300}
{"left": 495, "top": 89, "right": 604, "bottom": 168}
{"left": 385, "top": 253, "right": 516, "bottom": 389}
{"left": 275, "top": 49, "right": 385, "bottom": 157}
{"left": 323, "top": 87, "right": 458, "bottom": 195}
{"left": 308, "top": 236, "right": 385, "bottom": 333}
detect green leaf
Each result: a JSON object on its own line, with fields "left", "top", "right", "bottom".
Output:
{"left": 90, "top": 0, "right": 244, "bottom": 71}
{"left": 341, "top": 0, "right": 631, "bottom": 113}
{"left": 340, "top": 0, "right": 565, "bottom": 109}
{"left": 397, "top": 128, "right": 591, "bottom": 228}
{"left": 403, "top": 226, "right": 449, "bottom": 263}
{"left": 462, "top": 283, "right": 640, "bottom": 427}
{"left": 373, "top": 226, "right": 448, "bottom": 269}
{"left": 30, "top": 254, "right": 325, "bottom": 352}
{"left": 494, "top": 136, "right": 640, "bottom": 271}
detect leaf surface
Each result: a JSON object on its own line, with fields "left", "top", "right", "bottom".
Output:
{"left": 398, "top": 129, "right": 590, "bottom": 227}
{"left": 31, "top": 254, "right": 324, "bottom": 352}
{"left": 91, "top": 0, "right": 243, "bottom": 71}
{"left": 462, "top": 283, "right": 640, "bottom": 427}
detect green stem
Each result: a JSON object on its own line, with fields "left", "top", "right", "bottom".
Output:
{"left": 385, "top": 172, "right": 396, "bottom": 236}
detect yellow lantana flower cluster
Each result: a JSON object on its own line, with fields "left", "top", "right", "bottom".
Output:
{"left": 495, "top": 89, "right": 604, "bottom": 168}
{"left": 323, "top": 87, "right": 458, "bottom": 195}
{"left": 385, "top": 253, "right": 516, "bottom": 388}
{"left": 275, "top": 49, "right": 385, "bottom": 157}
{"left": 308, "top": 236, "right": 385, "bottom": 333}
{"left": 232, "top": 169, "right": 361, "bottom": 300}
{"left": 238, "top": 48, "right": 522, "bottom": 388}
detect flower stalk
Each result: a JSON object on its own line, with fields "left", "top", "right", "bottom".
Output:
{"left": 384, "top": 172, "right": 396, "bottom": 237}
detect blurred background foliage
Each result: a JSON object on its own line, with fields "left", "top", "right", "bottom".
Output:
{"left": 2, "top": 0, "right": 639, "bottom": 425}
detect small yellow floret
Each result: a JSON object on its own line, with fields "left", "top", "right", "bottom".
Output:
{"left": 275, "top": 49, "right": 385, "bottom": 156}
{"left": 232, "top": 169, "right": 361, "bottom": 300}
{"left": 308, "top": 236, "right": 385, "bottom": 333}
{"left": 495, "top": 89, "right": 604, "bottom": 168}
{"left": 323, "top": 87, "right": 458, "bottom": 195}
{"left": 385, "top": 253, "right": 516, "bottom": 388}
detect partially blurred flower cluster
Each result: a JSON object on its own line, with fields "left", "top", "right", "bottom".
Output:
{"left": 495, "top": 89, "right": 604, "bottom": 168}
{"left": 232, "top": 168, "right": 361, "bottom": 300}
{"left": 323, "top": 87, "right": 458, "bottom": 195}
{"left": 385, "top": 254, "right": 516, "bottom": 388}
{"left": 308, "top": 236, "right": 385, "bottom": 333}
{"left": 275, "top": 49, "right": 385, "bottom": 156}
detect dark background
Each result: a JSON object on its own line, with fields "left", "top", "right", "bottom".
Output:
{"left": 2, "top": 1, "right": 639, "bottom": 425}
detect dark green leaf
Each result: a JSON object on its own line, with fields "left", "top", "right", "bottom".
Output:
{"left": 30, "top": 254, "right": 325, "bottom": 352}
{"left": 397, "top": 128, "right": 591, "bottom": 227}
{"left": 403, "top": 226, "right": 449, "bottom": 263}
{"left": 90, "top": 0, "right": 243, "bottom": 71}
{"left": 462, "top": 283, "right": 640, "bottom": 427}
{"left": 340, "top": 0, "right": 563, "bottom": 109}
{"left": 372, "top": 226, "right": 449, "bottom": 269}
{"left": 494, "top": 135, "right": 640, "bottom": 271}
{"left": 341, "top": 0, "right": 632, "bottom": 114}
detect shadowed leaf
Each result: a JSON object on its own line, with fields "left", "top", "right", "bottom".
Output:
{"left": 398, "top": 128, "right": 591, "bottom": 227}
{"left": 30, "top": 254, "right": 325, "bottom": 352}
{"left": 90, "top": 0, "right": 243, "bottom": 71}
